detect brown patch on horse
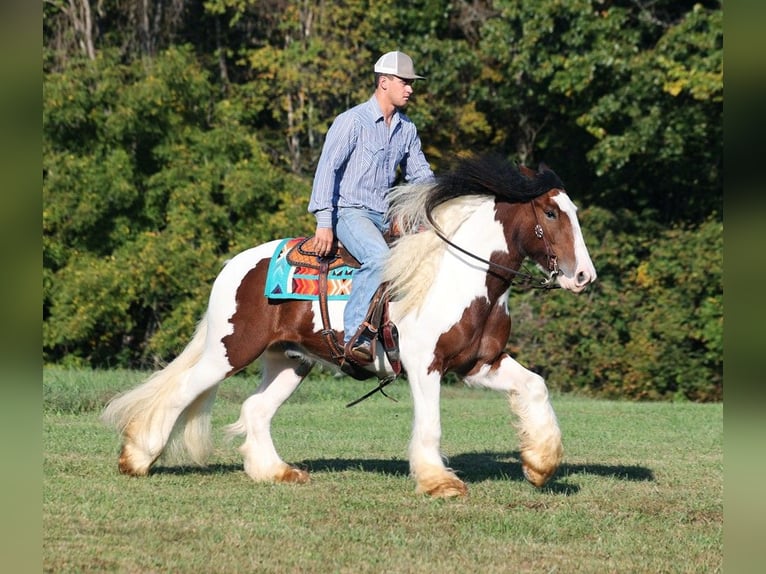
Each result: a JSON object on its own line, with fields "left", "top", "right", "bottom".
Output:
{"left": 492, "top": 190, "right": 580, "bottom": 281}
{"left": 518, "top": 164, "right": 537, "bottom": 178}
{"left": 429, "top": 296, "right": 512, "bottom": 377}
{"left": 427, "top": 230, "right": 525, "bottom": 377}
{"left": 222, "top": 261, "right": 326, "bottom": 374}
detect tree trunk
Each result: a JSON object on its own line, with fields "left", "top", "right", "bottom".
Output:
{"left": 67, "top": 0, "right": 96, "bottom": 60}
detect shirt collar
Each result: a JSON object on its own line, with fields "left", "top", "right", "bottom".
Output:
{"left": 368, "top": 95, "right": 400, "bottom": 128}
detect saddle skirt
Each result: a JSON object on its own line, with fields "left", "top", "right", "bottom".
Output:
{"left": 264, "top": 237, "right": 360, "bottom": 301}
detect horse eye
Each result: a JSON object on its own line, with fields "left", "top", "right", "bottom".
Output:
{"left": 545, "top": 210, "right": 556, "bottom": 219}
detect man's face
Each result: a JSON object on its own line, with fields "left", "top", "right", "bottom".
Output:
{"left": 382, "top": 75, "right": 414, "bottom": 107}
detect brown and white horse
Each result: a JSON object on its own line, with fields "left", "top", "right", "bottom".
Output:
{"left": 102, "top": 154, "right": 596, "bottom": 498}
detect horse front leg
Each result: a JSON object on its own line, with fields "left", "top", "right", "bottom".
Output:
{"left": 408, "top": 369, "right": 468, "bottom": 498}
{"left": 464, "top": 354, "right": 563, "bottom": 487}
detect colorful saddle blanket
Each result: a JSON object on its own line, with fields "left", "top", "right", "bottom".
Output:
{"left": 264, "top": 237, "right": 357, "bottom": 301}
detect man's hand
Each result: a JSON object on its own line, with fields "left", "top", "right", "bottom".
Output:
{"left": 314, "top": 227, "right": 335, "bottom": 257}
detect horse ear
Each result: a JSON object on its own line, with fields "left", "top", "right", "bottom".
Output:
{"left": 538, "top": 161, "right": 550, "bottom": 173}
{"left": 519, "top": 165, "right": 536, "bottom": 178}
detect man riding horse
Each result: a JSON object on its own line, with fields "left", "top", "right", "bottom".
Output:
{"left": 308, "top": 51, "right": 434, "bottom": 365}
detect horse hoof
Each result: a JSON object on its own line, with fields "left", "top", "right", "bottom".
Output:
{"left": 278, "top": 466, "right": 310, "bottom": 484}
{"left": 429, "top": 482, "right": 468, "bottom": 498}
{"left": 521, "top": 461, "right": 555, "bottom": 487}
{"left": 117, "top": 444, "right": 153, "bottom": 476}
{"left": 417, "top": 476, "right": 468, "bottom": 498}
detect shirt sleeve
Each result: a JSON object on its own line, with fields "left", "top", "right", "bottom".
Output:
{"left": 308, "top": 112, "right": 358, "bottom": 228}
{"left": 402, "top": 127, "right": 435, "bottom": 184}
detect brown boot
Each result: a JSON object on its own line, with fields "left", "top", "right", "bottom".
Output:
{"left": 344, "top": 332, "right": 375, "bottom": 365}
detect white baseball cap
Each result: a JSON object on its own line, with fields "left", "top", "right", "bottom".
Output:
{"left": 374, "top": 51, "right": 425, "bottom": 80}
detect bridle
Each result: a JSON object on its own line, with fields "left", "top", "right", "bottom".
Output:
{"left": 529, "top": 196, "right": 560, "bottom": 279}
{"left": 425, "top": 196, "right": 561, "bottom": 290}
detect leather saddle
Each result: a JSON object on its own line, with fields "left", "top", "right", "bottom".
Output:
{"left": 285, "top": 237, "right": 361, "bottom": 271}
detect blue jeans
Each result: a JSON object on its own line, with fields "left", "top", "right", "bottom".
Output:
{"left": 335, "top": 208, "right": 389, "bottom": 344}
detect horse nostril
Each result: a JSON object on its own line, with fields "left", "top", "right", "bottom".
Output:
{"left": 577, "top": 271, "right": 589, "bottom": 285}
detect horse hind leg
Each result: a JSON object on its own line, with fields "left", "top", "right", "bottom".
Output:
{"left": 162, "top": 382, "right": 220, "bottom": 468}
{"left": 226, "top": 349, "right": 313, "bottom": 484}
{"left": 102, "top": 315, "right": 231, "bottom": 476}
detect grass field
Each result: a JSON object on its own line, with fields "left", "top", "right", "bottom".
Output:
{"left": 43, "top": 367, "right": 722, "bottom": 573}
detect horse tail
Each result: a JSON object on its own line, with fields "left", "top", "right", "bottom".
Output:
{"left": 101, "top": 313, "right": 217, "bottom": 472}
{"left": 164, "top": 381, "right": 219, "bottom": 467}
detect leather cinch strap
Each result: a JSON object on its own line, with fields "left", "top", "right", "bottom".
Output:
{"left": 318, "top": 258, "right": 345, "bottom": 361}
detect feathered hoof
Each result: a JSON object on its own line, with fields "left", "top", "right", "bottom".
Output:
{"left": 416, "top": 474, "right": 468, "bottom": 498}
{"left": 277, "top": 466, "right": 310, "bottom": 484}
{"left": 521, "top": 462, "right": 554, "bottom": 487}
{"left": 117, "top": 443, "right": 155, "bottom": 477}
{"left": 520, "top": 452, "right": 560, "bottom": 487}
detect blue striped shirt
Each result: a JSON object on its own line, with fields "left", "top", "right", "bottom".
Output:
{"left": 308, "top": 95, "right": 434, "bottom": 228}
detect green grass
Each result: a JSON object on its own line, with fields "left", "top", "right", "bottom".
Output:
{"left": 44, "top": 367, "right": 722, "bottom": 573}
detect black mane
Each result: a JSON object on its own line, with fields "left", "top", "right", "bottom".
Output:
{"left": 423, "top": 154, "right": 565, "bottom": 216}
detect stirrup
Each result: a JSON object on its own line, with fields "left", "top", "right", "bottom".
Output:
{"left": 343, "top": 324, "right": 377, "bottom": 366}
{"left": 345, "top": 341, "right": 373, "bottom": 365}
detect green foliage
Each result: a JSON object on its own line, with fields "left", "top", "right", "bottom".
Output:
{"left": 576, "top": 2, "right": 723, "bottom": 222}
{"left": 44, "top": 47, "right": 314, "bottom": 366}
{"left": 509, "top": 210, "right": 722, "bottom": 401}
{"left": 467, "top": 0, "right": 722, "bottom": 223}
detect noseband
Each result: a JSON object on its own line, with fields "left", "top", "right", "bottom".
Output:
{"left": 425, "top": 198, "right": 561, "bottom": 290}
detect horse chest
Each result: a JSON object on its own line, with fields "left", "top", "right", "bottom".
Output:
{"left": 401, "top": 291, "right": 510, "bottom": 375}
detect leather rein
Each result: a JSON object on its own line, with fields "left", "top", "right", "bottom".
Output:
{"left": 425, "top": 197, "right": 561, "bottom": 290}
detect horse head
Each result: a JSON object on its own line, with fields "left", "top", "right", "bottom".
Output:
{"left": 387, "top": 155, "right": 597, "bottom": 302}
{"left": 515, "top": 164, "right": 597, "bottom": 293}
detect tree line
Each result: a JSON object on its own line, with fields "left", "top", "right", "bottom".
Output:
{"left": 43, "top": 0, "right": 723, "bottom": 400}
